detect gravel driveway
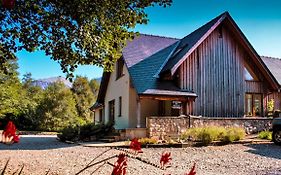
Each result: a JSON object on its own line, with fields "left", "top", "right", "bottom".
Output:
{"left": 1, "top": 135, "right": 281, "bottom": 175}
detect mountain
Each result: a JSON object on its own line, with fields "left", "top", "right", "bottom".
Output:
{"left": 31, "top": 76, "right": 72, "bottom": 89}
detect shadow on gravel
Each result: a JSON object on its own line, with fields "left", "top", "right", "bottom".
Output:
{"left": 0, "top": 135, "right": 78, "bottom": 150}
{"left": 245, "top": 143, "right": 281, "bottom": 160}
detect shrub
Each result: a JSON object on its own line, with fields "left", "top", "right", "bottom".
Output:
{"left": 222, "top": 127, "right": 245, "bottom": 143}
{"left": 258, "top": 131, "right": 272, "bottom": 140}
{"left": 57, "top": 122, "right": 114, "bottom": 142}
{"left": 181, "top": 126, "right": 245, "bottom": 145}
{"left": 138, "top": 137, "right": 157, "bottom": 145}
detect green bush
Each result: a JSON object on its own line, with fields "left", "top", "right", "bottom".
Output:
{"left": 138, "top": 137, "right": 157, "bottom": 145}
{"left": 57, "top": 122, "right": 114, "bottom": 142}
{"left": 258, "top": 131, "right": 272, "bottom": 140}
{"left": 181, "top": 126, "right": 245, "bottom": 145}
{"left": 223, "top": 127, "right": 245, "bottom": 143}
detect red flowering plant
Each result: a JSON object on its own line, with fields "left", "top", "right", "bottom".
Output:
{"left": 112, "top": 153, "right": 127, "bottom": 175}
{"left": 1, "top": 121, "right": 20, "bottom": 144}
{"left": 1, "top": 0, "right": 15, "bottom": 9}
{"left": 129, "top": 138, "right": 143, "bottom": 154}
{"left": 160, "top": 152, "right": 172, "bottom": 168}
{"left": 76, "top": 138, "right": 196, "bottom": 175}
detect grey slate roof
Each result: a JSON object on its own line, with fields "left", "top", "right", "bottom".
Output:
{"left": 261, "top": 56, "right": 281, "bottom": 85}
{"left": 128, "top": 42, "right": 183, "bottom": 94}
{"left": 122, "top": 34, "right": 178, "bottom": 68}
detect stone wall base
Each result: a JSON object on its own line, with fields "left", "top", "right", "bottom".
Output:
{"left": 146, "top": 116, "right": 273, "bottom": 139}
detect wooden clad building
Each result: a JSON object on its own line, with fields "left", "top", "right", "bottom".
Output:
{"left": 91, "top": 12, "right": 281, "bottom": 130}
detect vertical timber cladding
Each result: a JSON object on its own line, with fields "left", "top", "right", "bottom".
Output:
{"left": 179, "top": 25, "right": 248, "bottom": 117}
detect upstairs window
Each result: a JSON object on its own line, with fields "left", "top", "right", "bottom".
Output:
{"left": 116, "top": 58, "right": 124, "bottom": 80}
{"left": 244, "top": 64, "right": 259, "bottom": 81}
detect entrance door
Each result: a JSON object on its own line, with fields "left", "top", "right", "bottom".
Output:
{"left": 108, "top": 100, "right": 115, "bottom": 124}
{"left": 245, "top": 94, "right": 262, "bottom": 116}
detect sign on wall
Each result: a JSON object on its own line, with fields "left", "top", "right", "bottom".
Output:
{"left": 172, "top": 101, "right": 182, "bottom": 109}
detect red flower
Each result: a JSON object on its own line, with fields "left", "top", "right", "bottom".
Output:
{"left": 2, "top": 121, "right": 20, "bottom": 143}
{"left": 185, "top": 163, "right": 196, "bottom": 175}
{"left": 160, "top": 152, "right": 172, "bottom": 168}
{"left": 129, "top": 138, "right": 143, "bottom": 153}
{"left": 1, "top": 0, "right": 15, "bottom": 9}
{"left": 112, "top": 153, "right": 127, "bottom": 175}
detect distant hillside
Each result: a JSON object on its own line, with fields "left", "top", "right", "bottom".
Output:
{"left": 94, "top": 77, "right": 101, "bottom": 83}
{"left": 31, "top": 76, "right": 72, "bottom": 89}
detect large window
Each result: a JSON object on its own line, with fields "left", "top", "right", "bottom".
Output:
{"left": 116, "top": 58, "right": 124, "bottom": 79}
{"left": 245, "top": 94, "right": 262, "bottom": 116}
{"left": 108, "top": 100, "right": 115, "bottom": 123}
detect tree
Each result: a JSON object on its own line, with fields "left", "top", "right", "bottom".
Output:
{"left": 72, "top": 76, "right": 95, "bottom": 123}
{"left": 22, "top": 72, "right": 33, "bottom": 88}
{"left": 36, "top": 82, "right": 79, "bottom": 131}
{"left": 0, "top": 0, "right": 172, "bottom": 79}
{"left": 0, "top": 59, "right": 28, "bottom": 118}
{"left": 89, "top": 79, "right": 100, "bottom": 96}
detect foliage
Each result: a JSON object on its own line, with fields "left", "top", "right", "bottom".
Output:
{"left": 181, "top": 126, "right": 245, "bottom": 145}
{"left": 268, "top": 99, "right": 275, "bottom": 112}
{"left": 138, "top": 137, "right": 158, "bottom": 145}
{"left": 0, "top": 0, "right": 172, "bottom": 79}
{"left": 72, "top": 76, "right": 95, "bottom": 122}
{"left": 58, "top": 122, "right": 114, "bottom": 142}
{"left": 35, "top": 82, "right": 80, "bottom": 131}
{"left": 89, "top": 79, "right": 100, "bottom": 96}
{"left": 258, "top": 131, "right": 272, "bottom": 140}
{"left": 0, "top": 59, "right": 29, "bottom": 119}
{"left": 222, "top": 127, "right": 245, "bottom": 143}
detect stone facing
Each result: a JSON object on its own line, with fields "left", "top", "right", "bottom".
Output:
{"left": 146, "top": 116, "right": 273, "bottom": 139}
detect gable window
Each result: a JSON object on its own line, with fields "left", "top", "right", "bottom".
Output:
{"left": 119, "top": 96, "right": 122, "bottom": 117}
{"left": 244, "top": 65, "right": 259, "bottom": 81}
{"left": 116, "top": 58, "right": 124, "bottom": 80}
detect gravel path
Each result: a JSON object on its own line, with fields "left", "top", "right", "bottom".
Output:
{"left": 1, "top": 135, "right": 281, "bottom": 175}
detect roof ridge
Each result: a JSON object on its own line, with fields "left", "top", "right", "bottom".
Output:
{"left": 139, "top": 33, "right": 179, "bottom": 40}
{"left": 261, "top": 55, "right": 281, "bottom": 60}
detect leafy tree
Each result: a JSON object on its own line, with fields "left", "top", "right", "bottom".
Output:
{"left": 22, "top": 72, "right": 33, "bottom": 88}
{"left": 72, "top": 76, "right": 95, "bottom": 123}
{"left": 0, "top": 0, "right": 172, "bottom": 79}
{"left": 36, "top": 82, "right": 79, "bottom": 131}
{"left": 0, "top": 59, "right": 28, "bottom": 118}
{"left": 89, "top": 79, "right": 100, "bottom": 96}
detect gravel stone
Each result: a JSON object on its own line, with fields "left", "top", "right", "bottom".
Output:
{"left": 1, "top": 135, "right": 281, "bottom": 175}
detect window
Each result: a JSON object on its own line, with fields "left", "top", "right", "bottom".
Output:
{"left": 119, "top": 96, "right": 122, "bottom": 117}
{"left": 244, "top": 65, "right": 258, "bottom": 81}
{"left": 99, "top": 109, "right": 103, "bottom": 123}
{"left": 116, "top": 58, "right": 124, "bottom": 79}
{"left": 245, "top": 94, "right": 262, "bottom": 116}
{"left": 108, "top": 100, "right": 115, "bottom": 123}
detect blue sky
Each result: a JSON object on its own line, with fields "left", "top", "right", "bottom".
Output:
{"left": 17, "top": 0, "right": 281, "bottom": 80}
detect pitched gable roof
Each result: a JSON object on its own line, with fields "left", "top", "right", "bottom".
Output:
{"left": 93, "top": 12, "right": 281, "bottom": 109}
{"left": 161, "top": 12, "right": 227, "bottom": 74}
{"left": 261, "top": 56, "right": 281, "bottom": 85}
{"left": 94, "top": 34, "right": 179, "bottom": 105}
{"left": 159, "top": 12, "right": 279, "bottom": 90}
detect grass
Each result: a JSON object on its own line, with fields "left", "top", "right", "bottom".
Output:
{"left": 258, "top": 131, "right": 272, "bottom": 140}
{"left": 181, "top": 126, "right": 246, "bottom": 145}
